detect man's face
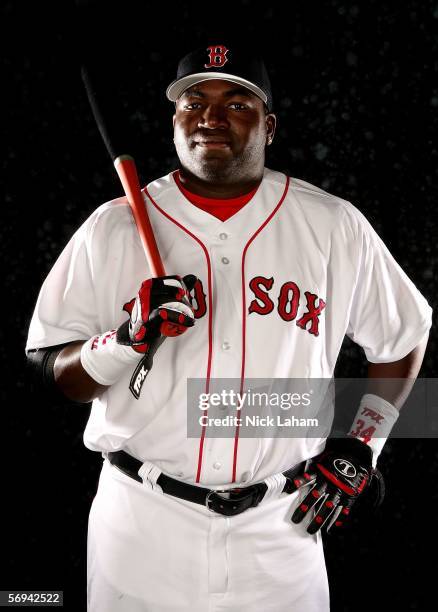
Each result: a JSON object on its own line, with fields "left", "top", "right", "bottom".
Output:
{"left": 173, "top": 79, "right": 276, "bottom": 183}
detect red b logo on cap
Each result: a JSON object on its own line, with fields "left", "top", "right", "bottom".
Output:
{"left": 204, "top": 45, "right": 229, "bottom": 68}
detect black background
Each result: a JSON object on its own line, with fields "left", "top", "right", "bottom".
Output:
{"left": 3, "top": 0, "right": 437, "bottom": 610}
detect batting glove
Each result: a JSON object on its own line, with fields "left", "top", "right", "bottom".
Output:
{"left": 80, "top": 275, "right": 197, "bottom": 388}
{"left": 291, "top": 437, "right": 375, "bottom": 534}
{"left": 116, "top": 274, "right": 197, "bottom": 354}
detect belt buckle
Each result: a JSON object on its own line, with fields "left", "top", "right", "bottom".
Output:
{"left": 205, "top": 489, "right": 230, "bottom": 513}
{"left": 206, "top": 486, "right": 261, "bottom": 516}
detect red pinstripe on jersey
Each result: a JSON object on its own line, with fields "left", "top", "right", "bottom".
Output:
{"left": 143, "top": 182, "right": 214, "bottom": 483}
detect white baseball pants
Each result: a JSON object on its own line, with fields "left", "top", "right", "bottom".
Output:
{"left": 87, "top": 459, "right": 329, "bottom": 611}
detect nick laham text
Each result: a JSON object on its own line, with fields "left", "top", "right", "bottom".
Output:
{"left": 199, "top": 415, "right": 319, "bottom": 428}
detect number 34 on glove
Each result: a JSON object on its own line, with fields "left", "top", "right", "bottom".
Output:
{"left": 291, "top": 437, "right": 382, "bottom": 534}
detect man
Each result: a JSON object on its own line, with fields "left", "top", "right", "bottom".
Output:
{"left": 26, "top": 44, "right": 432, "bottom": 611}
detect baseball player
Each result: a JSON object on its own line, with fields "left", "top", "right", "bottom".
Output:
{"left": 26, "top": 44, "right": 432, "bottom": 611}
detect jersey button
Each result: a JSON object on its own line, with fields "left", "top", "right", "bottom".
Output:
{"left": 221, "top": 257, "right": 230, "bottom": 264}
{"left": 213, "top": 462, "right": 222, "bottom": 470}
{"left": 222, "top": 341, "right": 230, "bottom": 350}
{"left": 219, "top": 232, "right": 228, "bottom": 240}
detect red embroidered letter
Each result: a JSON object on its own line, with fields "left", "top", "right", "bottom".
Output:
{"left": 190, "top": 278, "right": 207, "bottom": 319}
{"left": 248, "top": 276, "right": 275, "bottom": 315}
{"left": 296, "top": 291, "right": 326, "bottom": 336}
{"left": 204, "top": 45, "right": 229, "bottom": 68}
{"left": 277, "top": 281, "right": 300, "bottom": 322}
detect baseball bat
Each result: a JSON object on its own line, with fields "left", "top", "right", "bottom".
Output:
{"left": 81, "top": 63, "right": 166, "bottom": 277}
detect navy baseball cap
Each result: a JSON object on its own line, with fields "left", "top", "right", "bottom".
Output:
{"left": 166, "top": 44, "right": 273, "bottom": 111}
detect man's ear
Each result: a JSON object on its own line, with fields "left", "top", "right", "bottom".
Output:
{"left": 173, "top": 114, "right": 176, "bottom": 128}
{"left": 266, "top": 113, "right": 277, "bottom": 146}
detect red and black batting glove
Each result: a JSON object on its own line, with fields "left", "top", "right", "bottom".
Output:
{"left": 291, "top": 437, "right": 374, "bottom": 534}
{"left": 116, "top": 274, "right": 197, "bottom": 359}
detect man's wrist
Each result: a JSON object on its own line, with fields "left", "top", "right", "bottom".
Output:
{"left": 80, "top": 331, "right": 141, "bottom": 386}
{"left": 348, "top": 393, "right": 399, "bottom": 467}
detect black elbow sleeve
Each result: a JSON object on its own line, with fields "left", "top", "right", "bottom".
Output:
{"left": 26, "top": 344, "right": 69, "bottom": 391}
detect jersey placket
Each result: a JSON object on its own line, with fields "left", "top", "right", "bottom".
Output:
{"left": 201, "top": 229, "right": 244, "bottom": 485}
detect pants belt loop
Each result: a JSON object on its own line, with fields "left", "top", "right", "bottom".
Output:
{"left": 260, "top": 473, "right": 287, "bottom": 505}
{"left": 138, "top": 460, "right": 164, "bottom": 493}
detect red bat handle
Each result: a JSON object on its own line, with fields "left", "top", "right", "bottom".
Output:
{"left": 114, "top": 155, "right": 166, "bottom": 277}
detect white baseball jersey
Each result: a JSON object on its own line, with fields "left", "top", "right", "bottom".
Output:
{"left": 26, "top": 168, "right": 431, "bottom": 611}
{"left": 26, "top": 167, "right": 432, "bottom": 486}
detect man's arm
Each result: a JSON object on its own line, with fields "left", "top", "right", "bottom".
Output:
{"left": 53, "top": 341, "right": 108, "bottom": 403}
{"left": 291, "top": 333, "right": 430, "bottom": 534}
{"left": 366, "top": 331, "right": 429, "bottom": 409}
{"left": 27, "top": 274, "right": 197, "bottom": 405}
{"left": 26, "top": 342, "right": 109, "bottom": 403}
{"left": 345, "top": 331, "right": 430, "bottom": 467}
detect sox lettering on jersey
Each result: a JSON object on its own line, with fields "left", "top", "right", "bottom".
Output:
{"left": 204, "top": 45, "right": 229, "bottom": 68}
{"left": 278, "top": 281, "right": 300, "bottom": 322}
{"left": 248, "top": 276, "right": 274, "bottom": 315}
{"left": 296, "top": 292, "right": 327, "bottom": 336}
{"left": 190, "top": 279, "right": 207, "bottom": 319}
{"left": 185, "top": 276, "right": 326, "bottom": 336}
{"left": 248, "top": 276, "right": 326, "bottom": 337}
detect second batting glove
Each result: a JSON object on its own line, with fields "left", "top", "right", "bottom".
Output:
{"left": 291, "top": 437, "right": 375, "bottom": 534}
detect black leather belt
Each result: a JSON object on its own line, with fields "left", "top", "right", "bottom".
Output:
{"left": 107, "top": 450, "right": 304, "bottom": 517}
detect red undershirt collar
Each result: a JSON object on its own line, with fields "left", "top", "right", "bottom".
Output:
{"left": 174, "top": 170, "right": 259, "bottom": 222}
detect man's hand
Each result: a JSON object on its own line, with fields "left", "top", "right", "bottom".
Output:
{"left": 34, "top": 275, "right": 198, "bottom": 403}
{"left": 291, "top": 437, "right": 374, "bottom": 534}
{"left": 117, "top": 275, "right": 197, "bottom": 353}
